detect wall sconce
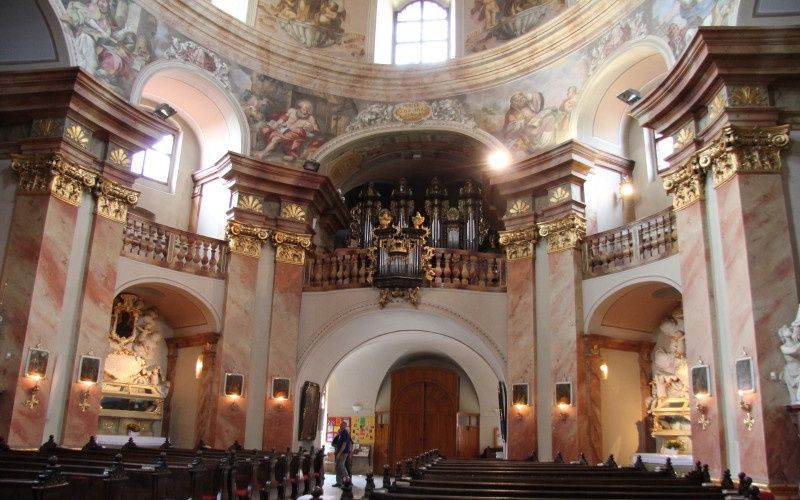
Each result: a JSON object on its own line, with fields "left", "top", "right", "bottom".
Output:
{"left": 738, "top": 390, "right": 755, "bottom": 431}
{"left": 195, "top": 355, "right": 203, "bottom": 379}
{"left": 735, "top": 354, "right": 756, "bottom": 431}
{"left": 691, "top": 363, "right": 711, "bottom": 430}
{"left": 77, "top": 355, "right": 101, "bottom": 413}
{"left": 511, "top": 383, "right": 529, "bottom": 420}
{"left": 24, "top": 346, "right": 49, "bottom": 409}
{"left": 599, "top": 360, "right": 609, "bottom": 380}
{"left": 557, "top": 401, "right": 570, "bottom": 421}
{"left": 695, "top": 392, "right": 710, "bottom": 430}
{"left": 619, "top": 176, "right": 635, "bottom": 198}
{"left": 224, "top": 373, "right": 244, "bottom": 411}
{"left": 555, "top": 382, "right": 572, "bottom": 422}
{"left": 272, "top": 377, "right": 290, "bottom": 410}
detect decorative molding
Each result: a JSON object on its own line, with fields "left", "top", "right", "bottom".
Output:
{"left": 225, "top": 220, "right": 270, "bottom": 258}
{"left": 237, "top": 194, "right": 264, "bottom": 213}
{"left": 272, "top": 230, "right": 312, "bottom": 265}
{"left": 280, "top": 202, "right": 307, "bottom": 222}
{"left": 11, "top": 153, "right": 97, "bottom": 206}
{"left": 706, "top": 88, "right": 727, "bottom": 123}
{"left": 661, "top": 157, "right": 705, "bottom": 211}
{"left": 728, "top": 85, "right": 769, "bottom": 107}
{"left": 31, "top": 118, "right": 64, "bottom": 138}
{"left": 672, "top": 125, "right": 695, "bottom": 150}
{"left": 94, "top": 180, "right": 140, "bottom": 223}
{"left": 507, "top": 199, "right": 531, "bottom": 217}
{"left": 702, "top": 124, "right": 789, "bottom": 187}
{"left": 538, "top": 212, "right": 586, "bottom": 253}
{"left": 378, "top": 287, "right": 420, "bottom": 308}
{"left": 393, "top": 102, "right": 433, "bottom": 123}
{"left": 548, "top": 186, "right": 570, "bottom": 205}
{"left": 107, "top": 147, "right": 132, "bottom": 169}
{"left": 498, "top": 227, "right": 537, "bottom": 261}
{"left": 64, "top": 123, "right": 90, "bottom": 149}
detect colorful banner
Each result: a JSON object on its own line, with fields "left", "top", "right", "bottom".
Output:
{"left": 350, "top": 415, "right": 375, "bottom": 444}
{"left": 326, "top": 416, "right": 351, "bottom": 443}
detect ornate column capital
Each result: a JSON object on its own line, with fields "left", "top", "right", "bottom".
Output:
{"left": 11, "top": 153, "right": 98, "bottom": 206}
{"left": 661, "top": 156, "right": 706, "bottom": 211}
{"left": 93, "top": 179, "right": 140, "bottom": 223}
{"left": 225, "top": 220, "right": 270, "bottom": 258}
{"left": 702, "top": 124, "right": 790, "bottom": 187}
{"left": 537, "top": 212, "right": 586, "bottom": 253}
{"left": 271, "top": 230, "right": 313, "bottom": 266}
{"left": 498, "top": 226, "right": 537, "bottom": 261}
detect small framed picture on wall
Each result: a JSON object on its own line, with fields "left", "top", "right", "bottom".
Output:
{"left": 25, "top": 347, "right": 50, "bottom": 379}
{"left": 78, "top": 355, "right": 101, "bottom": 384}
{"left": 735, "top": 356, "right": 755, "bottom": 393}
{"left": 224, "top": 373, "right": 245, "bottom": 397}
{"left": 690, "top": 363, "right": 711, "bottom": 397}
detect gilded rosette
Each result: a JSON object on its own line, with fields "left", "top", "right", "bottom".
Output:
{"left": 225, "top": 220, "right": 270, "bottom": 258}
{"left": 272, "top": 230, "right": 313, "bottom": 265}
{"left": 11, "top": 153, "right": 98, "bottom": 206}
{"left": 94, "top": 180, "right": 140, "bottom": 223}
{"left": 537, "top": 213, "right": 586, "bottom": 253}
{"left": 498, "top": 226, "right": 537, "bottom": 261}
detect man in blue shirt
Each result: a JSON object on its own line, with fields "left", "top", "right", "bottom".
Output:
{"left": 333, "top": 420, "right": 352, "bottom": 487}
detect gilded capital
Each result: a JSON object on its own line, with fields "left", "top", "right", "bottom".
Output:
{"left": 705, "top": 124, "right": 789, "bottom": 187}
{"left": 498, "top": 227, "right": 537, "bottom": 261}
{"left": 94, "top": 180, "right": 140, "bottom": 223}
{"left": 661, "top": 157, "right": 706, "bottom": 211}
{"left": 225, "top": 220, "right": 270, "bottom": 258}
{"left": 537, "top": 212, "right": 586, "bottom": 253}
{"left": 11, "top": 153, "right": 97, "bottom": 206}
{"left": 272, "top": 230, "right": 313, "bottom": 266}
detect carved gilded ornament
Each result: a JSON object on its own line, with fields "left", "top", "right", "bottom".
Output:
{"left": 548, "top": 186, "right": 570, "bottom": 205}
{"left": 393, "top": 102, "right": 432, "bottom": 123}
{"left": 280, "top": 203, "right": 307, "bottom": 222}
{"left": 661, "top": 157, "right": 705, "bottom": 211}
{"left": 225, "top": 220, "right": 270, "bottom": 258}
{"left": 673, "top": 126, "right": 695, "bottom": 150}
{"left": 378, "top": 287, "right": 420, "bottom": 308}
{"left": 31, "top": 118, "right": 64, "bottom": 138}
{"left": 237, "top": 194, "right": 263, "bottom": 213}
{"left": 107, "top": 148, "right": 131, "bottom": 169}
{"left": 272, "top": 230, "right": 312, "bottom": 265}
{"left": 507, "top": 199, "right": 531, "bottom": 217}
{"left": 11, "top": 153, "right": 98, "bottom": 206}
{"left": 95, "top": 180, "right": 140, "bottom": 223}
{"left": 537, "top": 213, "right": 586, "bottom": 253}
{"left": 706, "top": 90, "right": 727, "bottom": 123}
{"left": 65, "top": 124, "right": 90, "bottom": 149}
{"left": 498, "top": 227, "right": 537, "bottom": 261}
{"left": 703, "top": 124, "right": 789, "bottom": 187}
{"left": 728, "top": 86, "right": 769, "bottom": 107}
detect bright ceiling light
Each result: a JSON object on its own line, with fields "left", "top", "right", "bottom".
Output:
{"left": 487, "top": 150, "right": 511, "bottom": 171}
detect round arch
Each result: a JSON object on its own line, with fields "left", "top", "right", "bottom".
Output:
{"left": 130, "top": 60, "right": 250, "bottom": 166}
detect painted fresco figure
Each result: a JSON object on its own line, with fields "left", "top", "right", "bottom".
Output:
{"left": 502, "top": 91, "right": 557, "bottom": 153}
{"left": 258, "top": 99, "right": 321, "bottom": 161}
{"left": 472, "top": 0, "right": 501, "bottom": 30}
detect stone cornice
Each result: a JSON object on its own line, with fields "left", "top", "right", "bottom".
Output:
{"left": 225, "top": 220, "right": 270, "bottom": 258}
{"left": 138, "top": 0, "right": 636, "bottom": 101}
{"left": 498, "top": 226, "right": 538, "bottom": 261}
{"left": 538, "top": 212, "right": 587, "bottom": 253}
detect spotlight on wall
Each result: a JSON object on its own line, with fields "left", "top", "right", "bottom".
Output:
{"left": 303, "top": 160, "right": 321, "bottom": 172}
{"left": 599, "top": 360, "right": 609, "bottom": 380}
{"left": 153, "top": 103, "right": 177, "bottom": 120}
{"left": 619, "top": 176, "right": 635, "bottom": 198}
{"left": 195, "top": 355, "right": 204, "bottom": 380}
{"left": 616, "top": 89, "right": 641, "bottom": 105}
{"left": 487, "top": 150, "right": 511, "bottom": 171}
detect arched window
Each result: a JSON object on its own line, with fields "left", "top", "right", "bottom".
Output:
{"left": 393, "top": 1, "right": 451, "bottom": 65}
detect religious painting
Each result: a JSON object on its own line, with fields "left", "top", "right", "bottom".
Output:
{"left": 297, "top": 381, "right": 321, "bottom": 441}
{"left": 224, "top": 373, "right": 245, "bottom": 397}
{"left": 555, "top": 381, "right": 572, "bottom": 406}
{"left": 326, "top": 416, "right": 351, "bottom": 443}
{"left": 351, "top": 415, "right": 375, "bottom": 444}
{"left": 735, "top": 356, "right": 755, "bottom": 393}
{"left": 511, "top": 383, "right": 529, "bottom": 406}
{"left": 78, "top": 355, "right": 102, "bottom": 384}
{"left": 497, "top": 381, "right": 507, "bottom": 442}
{"left": 690, "top": 363, "right": 711, "bottom": 397}
{"left": 272, "top": 377, "right": 290, "bottom": 399}
{"left": 25, "top": 347, "right": 49, "bottom": 379}
{"left": 466, "top": 0, "right": 567, "bottom": 53}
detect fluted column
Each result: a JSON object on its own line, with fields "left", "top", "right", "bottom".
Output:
{"left": 498, "top": 225, "right": 537, "bottom": 459}
{"left": 538, "top": 212, "right": 586, "bottom": 461}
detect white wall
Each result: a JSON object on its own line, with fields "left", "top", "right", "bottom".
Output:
{"left": 627, "top": 122, "right": 670, "bottom": 220}
{"left": 600, "top": 348, "right": 642, "bottom": 465}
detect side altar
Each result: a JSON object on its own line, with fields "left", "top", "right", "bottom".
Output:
{"left": 98, "top": 294, "right": 169, "bottom": 437}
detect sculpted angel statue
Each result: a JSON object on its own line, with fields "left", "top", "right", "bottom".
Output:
{"left": 778, "top": 305, "right": 800, "bottom": 404}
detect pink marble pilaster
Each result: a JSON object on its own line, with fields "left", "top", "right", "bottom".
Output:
{"left": 194, "top": 342, "right": 218, "bottom": 445}
{"left": 262, "top": 261, "right": 304, "bottom": 451}
{"left": 547, "top": 248, "right": 584, "bottom": 461}
{"left": 505, "top": 256, "right": 537, "bottom": 460}
{"left": 585, "top": 345, "right": 603, "bottom": 465}
{"left": 673, "top": 202, "right": 727, "bottom": 475}
{"left": 715, "top": 173, "right": 800, "bottom": 487}
{"left": 0, "top": 195, "right": 78, "bottom": 447}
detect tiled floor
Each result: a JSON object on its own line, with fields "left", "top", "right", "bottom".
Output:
{"left": 298, "top": 473, "right": 385, "bottom": 499}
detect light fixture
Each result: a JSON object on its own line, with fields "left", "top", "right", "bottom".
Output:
{"left": 195, "top": 355, "right": 203, "bottom": 380}
{"left": 352, "top": 403, "right": 363, "bottom": 414}
{"left": 153, "top": 103, "right": 176, "bottom": 120}
{"left": 695, "top": 392, "right": 710, "bottom": 430}
{"left": 738, "top": 390, "right": 755, "bottom": 431}
{"left": 511, "top": 383, "right": 529, "bottom": 419}
{"left": 555, "top": 381, "right": 572, "bottom": 422}
{"left": 76, "top": 354, "right": 100, "bottom": 413}
{"left": 487, "top": 150, "right": 511, "bottom": 171}
{"left": 599, "top": 360, "right": 609, "bottom": 380}
{"left": 557, "top": 401, "right": 570, "bottom": 422}
{"left": 303, "top": 160, "right": 320, "bottom": 172}
{"left": 616, "top": 89, "right": 641, "bottom": 105}
{"left": 619, "top": 176, "right": 634, "bottom": 198}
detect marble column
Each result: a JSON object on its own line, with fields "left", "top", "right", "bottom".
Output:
{"left": 262, "top": 230, "right": 311, "bottom": 451}
{"left": 160, "top": 345, "right": 180, "bottom": 438}
{"left": 60, "top": 176, "right": 139, "bottom": 447}
{"left": 538, "top": 212, "right": 586, "bottom": 461}
{"left": 498, "top": 226, "right": 537, "bottom": 460}
{"left": 208, "top": 220, "right": 269, "bottom": 448}
{"left": 584, "top": 344, "right": 603, "bottom": 465}
{"left": 706, "top": 125, "right": 799, "bottom": 487}
{"left": 0, "top": 154, "right": 95, "bottom": 447}
{"left": 660, "top": 162, "right": 727, "bottom": 475}
{"left": 194, "top": 341, "right": 218, "bottom": 445}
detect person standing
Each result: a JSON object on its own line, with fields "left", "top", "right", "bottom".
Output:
{"left": 333, "top": 420, "right": 352, "bottom": 487}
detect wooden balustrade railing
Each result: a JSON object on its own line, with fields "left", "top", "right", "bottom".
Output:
{"left": 583, "top": 208, "right": 678, "bottom": 278}
{"left": 122, "top": 214, "right": 228, "bottom": 279}
{"left": 304, "top": 248, "right": 507, "bottom": 292}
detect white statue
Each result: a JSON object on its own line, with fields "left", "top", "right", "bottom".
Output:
{"left": 651, "top": 312, "right": 689, "bottom": 404}
{"left": 778, "top": 305, "right": 800, "bottom": 404}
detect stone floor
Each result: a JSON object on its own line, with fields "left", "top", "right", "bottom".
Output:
{"left": 298, "top": 473, "right": 385, "bottom": 499}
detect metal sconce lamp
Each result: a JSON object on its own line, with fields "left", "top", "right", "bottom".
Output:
{"left": 153, "top": 103, "right": 176, "bottom": 120}
{"left": 691, "top": 363, "right": 711, "bottom": 430}
{"left": 738, "top": 390, "right": 755, "bottom": 431}
{"left": 272, "top": 377, "right": 290, "bottom": 410}
{"left": 77, "top": 354, "right": 101, "bottom": 413}
{"left": 555, "top": 382, "right": 572, "bottom": 422}
{"left": 511, "top": 383, "right": 529, "bottom": 420}
{"left": 618, "top": 176, "right": 635, "bottom": 199}
{"left": 224, "top": 373, "right": 245, "bottom": 411}
{"left": 735, "top": 355, "right": 756, "bottom": 431}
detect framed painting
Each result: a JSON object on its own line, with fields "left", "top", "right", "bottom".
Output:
{"left": 272, "top": 377, "right": 290, "bottom": 399}
{"left": 735, "top": 356, "right": 756, "bottom": 393}
{"left": 78, "top": 355, "right": 101, "bottom": 384}
{"left": 25, "top": 347, "right": 49, "bottom": 379}
{"left": 691, "top": 363, "right": 711, "bottom": 397}
{"left": 511, "top": 383, "right": 529, "bottom": 406}
{"left": 297, "top": 381, "right": 321, "bottom": 441}
{"left": 224, "top": 372, "right": 244, "bottom": 397}
{"left": 555, "top": 381, "right": 572, "bottom": 406}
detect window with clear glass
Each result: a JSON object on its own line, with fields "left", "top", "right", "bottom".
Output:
{"left": 654, "top": 134, "right": 674, "bottom": 173}
{"left": 130, "top": 134, "right": 174, "bottom": 184}
{"left": 394, "top": 1, "right": 450, "bottom": 65}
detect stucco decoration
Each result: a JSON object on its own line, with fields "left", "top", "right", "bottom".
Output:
{"left": 777, "top": 305, "right": 800, "bottom": 404}
{"left": 162, "top": 37, "right": 231, "bottom": 90}
{"left": 466, "top": 0, "right": 567, "bottom": 53}
{"left": 346, "top": 98, "right": 476, "bottom": 133}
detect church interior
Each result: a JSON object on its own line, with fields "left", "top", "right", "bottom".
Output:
{"left": 1, "top": 0, "right": 800, "bottom": 498}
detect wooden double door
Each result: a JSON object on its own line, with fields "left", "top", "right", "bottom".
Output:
{"left": 384, "top": 366, "right": 459, "bottom": 469}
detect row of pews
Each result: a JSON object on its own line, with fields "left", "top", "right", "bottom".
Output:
{"left": 370, "top": 450, "right": 762, "bottom": 500}
{"left": 0, "top": 435, "right": 326, "bottom": 500}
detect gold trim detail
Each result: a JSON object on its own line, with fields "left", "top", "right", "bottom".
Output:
{"left": 706, "top": 89, "right": 727, "bottom": 123}
{"left": 703, "top": 124, "right": 789, "bottom": 187}
{"left": 107, "top": 148, "right": 131, "bottom": 169}
{"left": 728, "top": 85, "right": 769, "bottom": 107}
{"left": 31, "top": 119, "right": 63, "bottom": 138}
{"left": 393, "top": 102, "right": 432, "bottom": 123}
{"left": 65, "top": 124, "right": 90, "bottom": 148}
{"left": 95, "top": 180, "right": 140, "bottom": 223}
{"left": 11, "top": 153, "right": 98, "bottom": 206}
{"left": 548, "top": 186, "right": 570, "bottom": 205}
{"left": 498, "top": 227, "right": 537, "bottom": 261}
{"left": 538, "top": 212, "right": 586, "bottom": 253}
{"left": 661, "top": 156, "right": 705, "bottom": 211}
{"left": 280, "top": 203, "right": 307, "bottom": 222}
{"left": 272, "top": 230, "right": 312, "bottom": 265}
{"left": 225, "top": 220, "right": 270, "bottom": 258}
{"left": 378, "top": 287, "right": 420, "bottom": 308}
{"left": 673, "top": 126, "right": 695, "bottom": 150}
{"left": 237, "top": 194, "right": 263, "bottom": 213}
{"left": 507, "top": 199, "right": 531, "bottom": 217}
